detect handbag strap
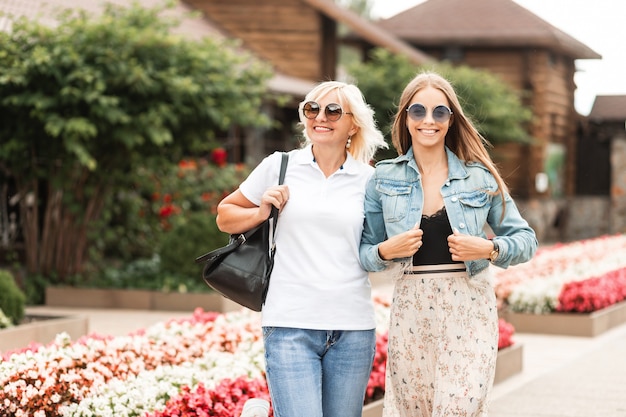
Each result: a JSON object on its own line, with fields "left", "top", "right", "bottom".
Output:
{"left": 195, "top": 222, "right": 263, "bottom": 263}
{"left": 195, "top": 152, "right": 288, "bottom": 264}
{"left": 270, "top": 152, "right": 289, "bottom": 221}
{"left": 269, "top": 152, "right": 289, "bottom": 244}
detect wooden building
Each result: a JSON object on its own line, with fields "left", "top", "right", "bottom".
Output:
{"left": 361, "top": 0, "right": 601, "bottom": 199}
{"left": 0, "top": 0, "right": 432, "bottom": 164}
{"left": 180, "top": 0, "right": 433, "bottom": 162}
{"left": 2, "top": 0, "right": 605, "bottom": 200}
{"left": 183, "top": 0, "right": 431, "bottom": 82}
{"left": 576, "top": 96, "right": 626, "bottom": 196}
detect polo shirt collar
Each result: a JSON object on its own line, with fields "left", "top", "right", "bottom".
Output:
{"left": 297, "top": 144, "right": 360, "bottom": 175}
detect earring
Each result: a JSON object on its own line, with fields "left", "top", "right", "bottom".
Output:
{"left": 346, "top": 136, "right": 352, "bottom": 149}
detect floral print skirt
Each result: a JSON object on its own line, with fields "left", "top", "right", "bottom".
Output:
{"left": 383, "top": 267, "right": 498, "bottom": 417}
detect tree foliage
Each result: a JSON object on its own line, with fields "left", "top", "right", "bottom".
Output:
{"left": 335, "top": 0, "right": 375, "bottom": 18}
{"left": 347, "top": 48, "right": 533, "bottom": 160}
{"left": 0, "top": 2, "right": 273, "bottom": 280}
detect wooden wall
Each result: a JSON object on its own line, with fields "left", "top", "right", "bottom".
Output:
{"left": 184, "top": 0, "right": 336, "bottom": 81}
{"left": 413, "top": 46, "right": 579, "bottom": 198}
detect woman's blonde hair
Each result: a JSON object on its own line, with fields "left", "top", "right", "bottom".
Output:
{"left": 298, "top": 81, "right": 387, "bottom": 164}
{"left": 391, "top": 71, "right": 509, "bottom": 200}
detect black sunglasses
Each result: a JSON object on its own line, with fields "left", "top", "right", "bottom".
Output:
{"left": 406, "top": 103, "right": 453, "bottom": 123}
{"left": 302, "top": 101, "right": 352, "bottom": 122}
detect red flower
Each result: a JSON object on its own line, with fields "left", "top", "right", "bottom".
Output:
{"left": 178, "top": 159, "right": 198, "bottom": 170}
{"left": 556, "top": 268, "right": 626, "bottom": 313}
{"left": 498, "top": 318, "right": 515, "bottom": 349}
{"left": 211, "top": 148, "right": 228, "bottom": 167}
{"left": 366, "top": 331, "right": 388, "bottom": 403}
{"left": 148, "top": 377, "right": 273, "bottom": 417}
{"left": 159, "top": 204, "right": 181, "bottom": 219}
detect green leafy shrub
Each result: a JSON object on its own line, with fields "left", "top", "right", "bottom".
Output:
{"left": 0, "top": 2, "right": 272, "bottom": 281}
{"left": 0, "top": 309, "right": 13, "bottom": 329}
{"left": 92, "top": 157, "right": 249, "bottom": 265}
{"left": 159, "top": 212, "right": 229, "bottom": 282}
{"left": 23, "top": 273, "right": 50, "bottom": 306}
{"left": 79, "top": 156, "right": 250, "bottom": 293}
{"left": 68, "top": 254, "right": 202, "bottom": 293}
{"left": 0, "top": 269, "right": 26, "bottom": 325}
{"left": 347, "top": 48, "right": 533, "bottom": 161}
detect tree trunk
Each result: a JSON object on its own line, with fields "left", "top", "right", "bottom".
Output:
{"left": 17, "top": 171, "right": 106, "bottom": 281}
{"left": 42, "top": 188, "right": 105, "bottom": 281}
{"left": 16, "top": 179, "right": 40, "bottom": 275}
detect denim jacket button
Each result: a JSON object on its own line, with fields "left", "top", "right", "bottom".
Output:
{"left": 451, "top": 196, "right": 458, "bottom": 202}
{"left": 459, "top": 223, "right": 466, "bottom": 229}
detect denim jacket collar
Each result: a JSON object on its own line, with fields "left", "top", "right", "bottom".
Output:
{"left": 398, "top": 146, "right": 470, "bottom": 182}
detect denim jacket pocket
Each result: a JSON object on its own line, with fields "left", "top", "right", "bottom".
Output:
{"left": 376, "top": 181, "right": 412, "bottom": 223}
{"left": 457, "top": 190, "right": 490, "bottom": 235}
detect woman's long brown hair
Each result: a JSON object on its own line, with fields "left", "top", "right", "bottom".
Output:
{"left": 391, "top": 72, "right": 508, "bottom": 218}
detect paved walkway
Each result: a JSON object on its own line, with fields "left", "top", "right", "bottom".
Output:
{"left": 24, "top": 275, "right": 626, "bottom": 416}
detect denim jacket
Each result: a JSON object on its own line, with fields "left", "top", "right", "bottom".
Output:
{"left": 359, "top": 146, "right": 538, "bottom": 276}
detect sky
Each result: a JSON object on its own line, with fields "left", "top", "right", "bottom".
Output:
{"left": 370, "top": 0, "right": 626, "bottom": 116}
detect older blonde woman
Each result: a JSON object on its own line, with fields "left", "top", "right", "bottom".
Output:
{"left": 217, "top": 81, "right": 388, "bottom": 417}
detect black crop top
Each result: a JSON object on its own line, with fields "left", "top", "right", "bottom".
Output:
{"left": 412, "top": 207, "right": 465, "bottom": 266}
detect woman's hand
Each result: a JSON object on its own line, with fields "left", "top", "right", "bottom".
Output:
{"left": 447, "top": 228, "right": 493, "bottom": 261}
{"left": 378, "top": 224, "right": 423, "bottom": 260}
{"left": 216, "top": 185, "right": 289, "bottom": 234}
{"left": 259, "top": 185, "right": 290, "bottom": 218}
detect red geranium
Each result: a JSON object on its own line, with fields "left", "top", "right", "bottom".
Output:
{"left": 498, "top": 319, "right": 515, "bottom": 349}
{"left": 556, "top": 268, "right": 626, "bottom": 313}
{"left": 148, "top": 377, "right": 273, "bottom": 417}
{"left": 211, "top": 147, "right": 228, "bottom": 167}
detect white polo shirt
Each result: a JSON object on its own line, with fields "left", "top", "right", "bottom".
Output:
{"left": 239, "top": 145, "right": 376, "bottom": 330}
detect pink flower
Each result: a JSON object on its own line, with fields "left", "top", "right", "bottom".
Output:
{"left": 556, "top": 268, "right": 626, "bottom": 313}
{"left": 498, "top": 319, "right": 515, "bottom": 349}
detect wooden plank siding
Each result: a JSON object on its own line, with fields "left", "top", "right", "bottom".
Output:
{"left": 411, "top": 47, "right": 578, "bottom": 197}
{"left": 369, "top": 0, "right": 601, "bottom": 199}
{"left": 465, "top": 49, "right": 578, "bottom": 198}
{"left": 184, "top": 0, "right": 332, "bottom": 81}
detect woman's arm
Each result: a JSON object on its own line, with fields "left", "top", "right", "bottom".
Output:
{"left": 216, "top": 185, "right": 289, "bottom": 235}
{"left": 486, "top": 192, "right": 538, "bottom": 268}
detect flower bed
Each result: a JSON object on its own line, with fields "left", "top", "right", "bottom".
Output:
{"left": 0, "top": 297, "right": 518, "bottom": 416}
{"left": 495, "top": 234, "right": 626, "bottom": 313}
{"left": 495, "top": 234, "right": 626, "bottom": 336}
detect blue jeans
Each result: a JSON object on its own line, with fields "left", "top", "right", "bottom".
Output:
{"left": 262, "top": 327, "right": 376, "bottom": 417}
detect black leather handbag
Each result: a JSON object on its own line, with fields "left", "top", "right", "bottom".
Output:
{"left": 195, "top": 152, "right": 288, "bottom": 311}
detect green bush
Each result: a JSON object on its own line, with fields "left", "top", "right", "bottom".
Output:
{"left": 0, "top": 269, "right": 26, "bottom": 325}
{"left": 159, "top": 212, "right": 229, "bottom": 281}
{"left": 91, "top": 158, "right": 249, "bottom": 270}
{"left": 22, "top": 273, "right": 49, "bottom": 306}
{"left": 0, "top": 309, "right": 13, "bottom": 329}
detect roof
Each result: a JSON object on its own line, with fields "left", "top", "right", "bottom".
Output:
{"left": 0, "top": 0, "right": 222, "bottom": 39}
{"left": 0, "top": 0, "right": 435, "bottom": 95}
{"left": 588, "top": 95, "right": 626, "bottom": 122}
{"left": 0, "top": 0, "right": 315, "bottom": 95}
{"left": 376, "top": 0, "right": 601, "bottom": 60}
{"left": 302, "top": 0, "right": 434, "bottom": 65}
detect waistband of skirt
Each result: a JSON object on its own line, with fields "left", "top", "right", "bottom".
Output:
{"left": 403, "top": 264, "right": 467, "bottom": 276}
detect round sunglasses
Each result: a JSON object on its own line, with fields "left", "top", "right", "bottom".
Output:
{"left": 302, "top": 101, "right": 352, "bottom": 122}
{"left": 406, "top": 103, "right": 453, "bottom": 123}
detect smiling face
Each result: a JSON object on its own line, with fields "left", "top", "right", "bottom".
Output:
{"left": 406, "top": 86, "right": 453, "bottom": 151}
{"left": 303, "top": 91, "right": 357, "bottom": 149}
